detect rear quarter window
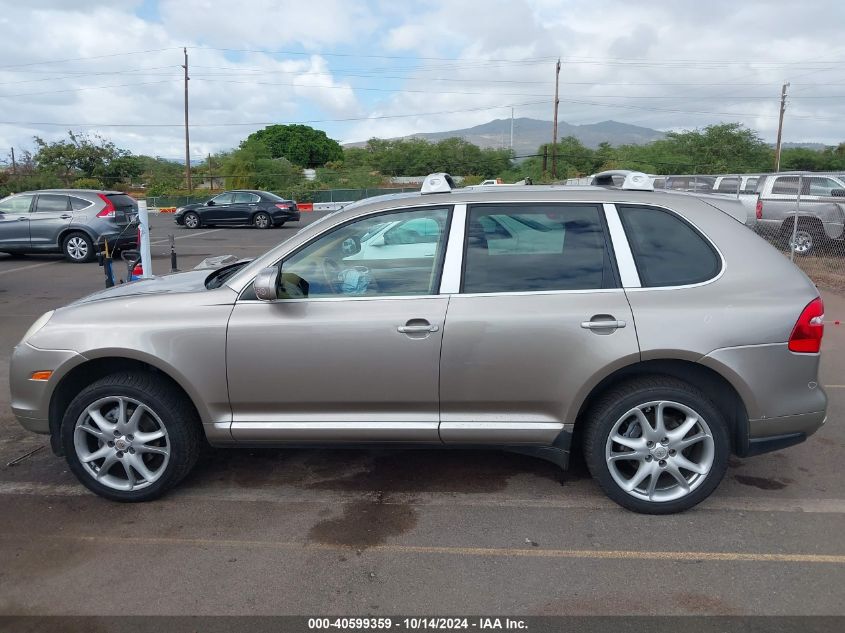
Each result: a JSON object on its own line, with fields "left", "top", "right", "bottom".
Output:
{"left": 618, "top": 205, "right": 721, "bottom": 287}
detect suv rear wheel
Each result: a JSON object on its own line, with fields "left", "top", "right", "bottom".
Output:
{"left": 62, "top": 232, "right": 95, "bottom": 263}
{"left": 583, "top": 376, "right": 729, "bottom": 514}
{"left": 61, "top": 371, "right": 202, "bottom": 502}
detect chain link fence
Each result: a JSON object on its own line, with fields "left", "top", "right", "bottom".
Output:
{"left": 146, "top": 187, "right": 420, "bottom": 209}
{"left": 748, "top": 172, "right": 845, "bottom": 293}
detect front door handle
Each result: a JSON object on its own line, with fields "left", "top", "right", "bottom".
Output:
{"left": 397, "top": 324, "right": 439, "bottom": 334}
{"left": 17, "top": 217, "right": 28, "bottom": 221}
{"left": 581, "top": 319, "right": 627, "bottom": 330}
{"left": 60, "top": 214, "right": 72, "bottom": 219}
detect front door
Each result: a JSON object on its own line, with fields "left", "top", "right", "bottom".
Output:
{"left": 226, "top": 205, "right": 452, "bottom": 442}
{"left": 30, "top": 193, "right": 72, "bottom": 249}
{"left": 203, "top": 192, "right": 234, "bottom": 224}
{"left": 439, "top": 202, "right": 640, "bottom": 445}
{"left": 0, "top": 194, "right": 35, "bottom": 250}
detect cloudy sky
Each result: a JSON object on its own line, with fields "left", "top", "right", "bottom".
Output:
{"left": 0, "top": 0, "right": 843, "bottom": 162}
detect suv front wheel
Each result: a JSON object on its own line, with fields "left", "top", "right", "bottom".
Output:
{"left": 61, "top": 371, "right": 202, "bottom": 502}
{"left": 583, "top": 376, "right": 729, "bottom": 514}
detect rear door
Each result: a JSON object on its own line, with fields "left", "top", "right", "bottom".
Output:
{"left": 231, "top": 192, "right": 260, "bottom": 224}
{"left": 0, "top": 194, "right": 35, "bottom": 249}
{"left": 439, "top": 202, "right": 640, "bottom": 446}
{"left": 29, "top": 194, "right": 72, "bottom": 249}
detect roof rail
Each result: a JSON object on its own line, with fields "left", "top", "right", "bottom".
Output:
{"left": 421, "top": 173, "right": 456, "bottom": 194}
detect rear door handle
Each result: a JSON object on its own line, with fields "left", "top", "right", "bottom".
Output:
{"left": 60, "top": 214, "right": 72, "bottom": 219}
{"left": 17, "top": 217, "right": 28, "bottom": 221}
{"left": 398, "top": 324, "right": 439, "bottom": 334}
{"left": 581, "top": 319, "right": 626, "bottom": 330}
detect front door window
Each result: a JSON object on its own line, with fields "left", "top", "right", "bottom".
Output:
{"left": 280, "top": 207, "right": 451, "bottom": 298}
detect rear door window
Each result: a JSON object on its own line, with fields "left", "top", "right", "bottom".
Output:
{"left": 34, "top": 194, "right": 70, "bottom": 213}
{"left": 618, "top": 205, "right": 721, "bottom": 287}
{"left": 233, "top": 192, "right": 260, "bottom": 204}
{"left": 462, "top": 204, "right": 616, "bottom": 293}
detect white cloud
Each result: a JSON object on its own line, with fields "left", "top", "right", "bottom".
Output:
{"left": 0, "top": 0, "right": 844, "bottom": 164}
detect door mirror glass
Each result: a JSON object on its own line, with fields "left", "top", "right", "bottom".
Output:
{"left": 253, "top": 266, "right": 280, "bottom": 301}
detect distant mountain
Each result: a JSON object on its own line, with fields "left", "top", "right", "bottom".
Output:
{"left": 345, "top": 117, "right": 667, "bottom": 155}
{"left": 780, "top": 142, "right": 829, "bottom": 150}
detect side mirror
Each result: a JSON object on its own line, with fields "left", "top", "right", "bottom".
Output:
{"left": 253, "top": 266, "right": 279, "bottom": 301}
{"left": 206, "top": 200, "right": 215, "bottom": 206}
{"left": 341, "top": 236, "right": 361, "bottom": 256}
{"left": 831, "top": 189, "right": 845, "bottom": 198}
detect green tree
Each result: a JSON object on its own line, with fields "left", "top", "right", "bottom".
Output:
{"left": 32, "top": 131, "right": 141, "bottom": 187}
{"left": 244, "top": 124, "right": 343, "bottom": 167}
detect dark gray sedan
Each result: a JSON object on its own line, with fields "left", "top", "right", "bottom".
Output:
{"left": 174, "top": 190, "right": 300, "bottom": 229}
{"left": 0, "top": 189, "right": 138, "bottom": 262}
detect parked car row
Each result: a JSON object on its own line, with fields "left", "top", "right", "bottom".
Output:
{"left": 591, "top": 170, "right": 845, "bottom": 256}
{"left": 0, "top": 188, "right": 302, "bottom": 263}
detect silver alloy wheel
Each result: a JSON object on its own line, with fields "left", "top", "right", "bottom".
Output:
{"left": 66, "top": 236, "right": 89, "bottom": 260}
{"left": 789, "top": 229, "right": 813, "bottom": 255}
{"left": 73, "top": 396, "right": 171, "bottom": 492}
{"left": 605, "top": 400, "right": 715, "bottom": 503}
{"left": 254, "top": 213, "right": 269, "bottom": 228}
{"left": 184, "top": 213, "right": 199, "bottom": 229}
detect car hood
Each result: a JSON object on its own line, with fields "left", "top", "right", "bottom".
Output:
{"left": 70, "top": 269, "right": 213, "bottom": 305}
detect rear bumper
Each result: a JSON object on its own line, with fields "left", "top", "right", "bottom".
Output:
{"left": 737, "top": 411, "right": 826, "bottom": 457}
{"left": 99, "top": 231, "right": 138, "bottom": 250}
{"left": 272, "top": 210, "right": 300, "bottom": 223}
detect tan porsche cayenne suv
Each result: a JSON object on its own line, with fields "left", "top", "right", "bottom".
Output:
{"left": 10, "top": 173, "right": 828, "bottom": 513}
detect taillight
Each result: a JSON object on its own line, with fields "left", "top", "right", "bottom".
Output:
{"left": 755, "top": 198, "right": 763, "bottom": 220}
{"left": 789, "top": 297, "right": 824, "bottom": 353}
{"left": 132, "top": 263, "right": 143, "bottom": 277}
{"left": 275, "top": 203, "right": 291, "bottom": 209}
{"left": 97, "top": 194, "right": 116, "bottom": 218}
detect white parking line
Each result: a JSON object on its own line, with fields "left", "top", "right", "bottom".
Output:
{"left": 150, "top": 228, "right": 222, "bottom": 245}
{"left": 0, "top": 260, "right": 61, "bottom": 277}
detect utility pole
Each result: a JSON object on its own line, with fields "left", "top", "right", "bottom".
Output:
{"left": 551, "top": 58, "right": 561, "bottom": 179}
{"left": 510, "top": 107, "right": 514, "bottom": 150}
{"left": 10, "top": 147, "right": 16, "bottom": 175}
{"left": 182, "top": 47, "right": 192, "bottom": 192}
{"left": 774, "top": 82, "right": 789, "bottom": 173}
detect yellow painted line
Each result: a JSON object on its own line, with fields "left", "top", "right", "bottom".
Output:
{"left": 2, "top": 533, "right": 843, "bottom": 564}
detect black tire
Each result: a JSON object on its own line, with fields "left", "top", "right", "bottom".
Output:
{"left": 583, "top": 375, "right": 729, "bottom": 514}
{"left": 62, "top": 231, "right": 95, "bottom": 263}
{"left": 253, "top": 212, "right": 271, "bottom": 229}
{"left": 183, "top": 212, "right": 201, "bottom": 229}
{"left": 61, "top": 371, "right": 202, "bottom": 502}
{"left": 782, "top": 219, "right": 824, "bottom": 256}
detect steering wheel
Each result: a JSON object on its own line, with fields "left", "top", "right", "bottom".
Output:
{"left": 321, "top": 257, "right": 342, "bottom": 293}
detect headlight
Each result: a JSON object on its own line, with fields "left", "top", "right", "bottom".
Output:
{"left": 20, "top": 310, "right": 54, "bottom": 345}
{"left": 175, "top": 207, "right": 184, "bottom": 214}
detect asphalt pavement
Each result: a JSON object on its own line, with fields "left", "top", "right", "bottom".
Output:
{"left": 0, "top": 212, "right": 843, "bottom": 616}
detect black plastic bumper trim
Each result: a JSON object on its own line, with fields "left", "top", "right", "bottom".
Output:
{"left": 744, "top": 432, "right": 807, "bottom": 457}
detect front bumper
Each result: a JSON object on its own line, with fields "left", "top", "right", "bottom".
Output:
{"left": 10, "top": 342, "right": 85, "bottom": 435}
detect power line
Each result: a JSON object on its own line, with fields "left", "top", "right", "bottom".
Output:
{"left": 0, "top": 47, "right": 182, "bottom": 70}
{"left": 0, "top": 79, "right": 180, "bottom": 99}
{"left": 0, "top": 99, "right": 549, "bottom": 128}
